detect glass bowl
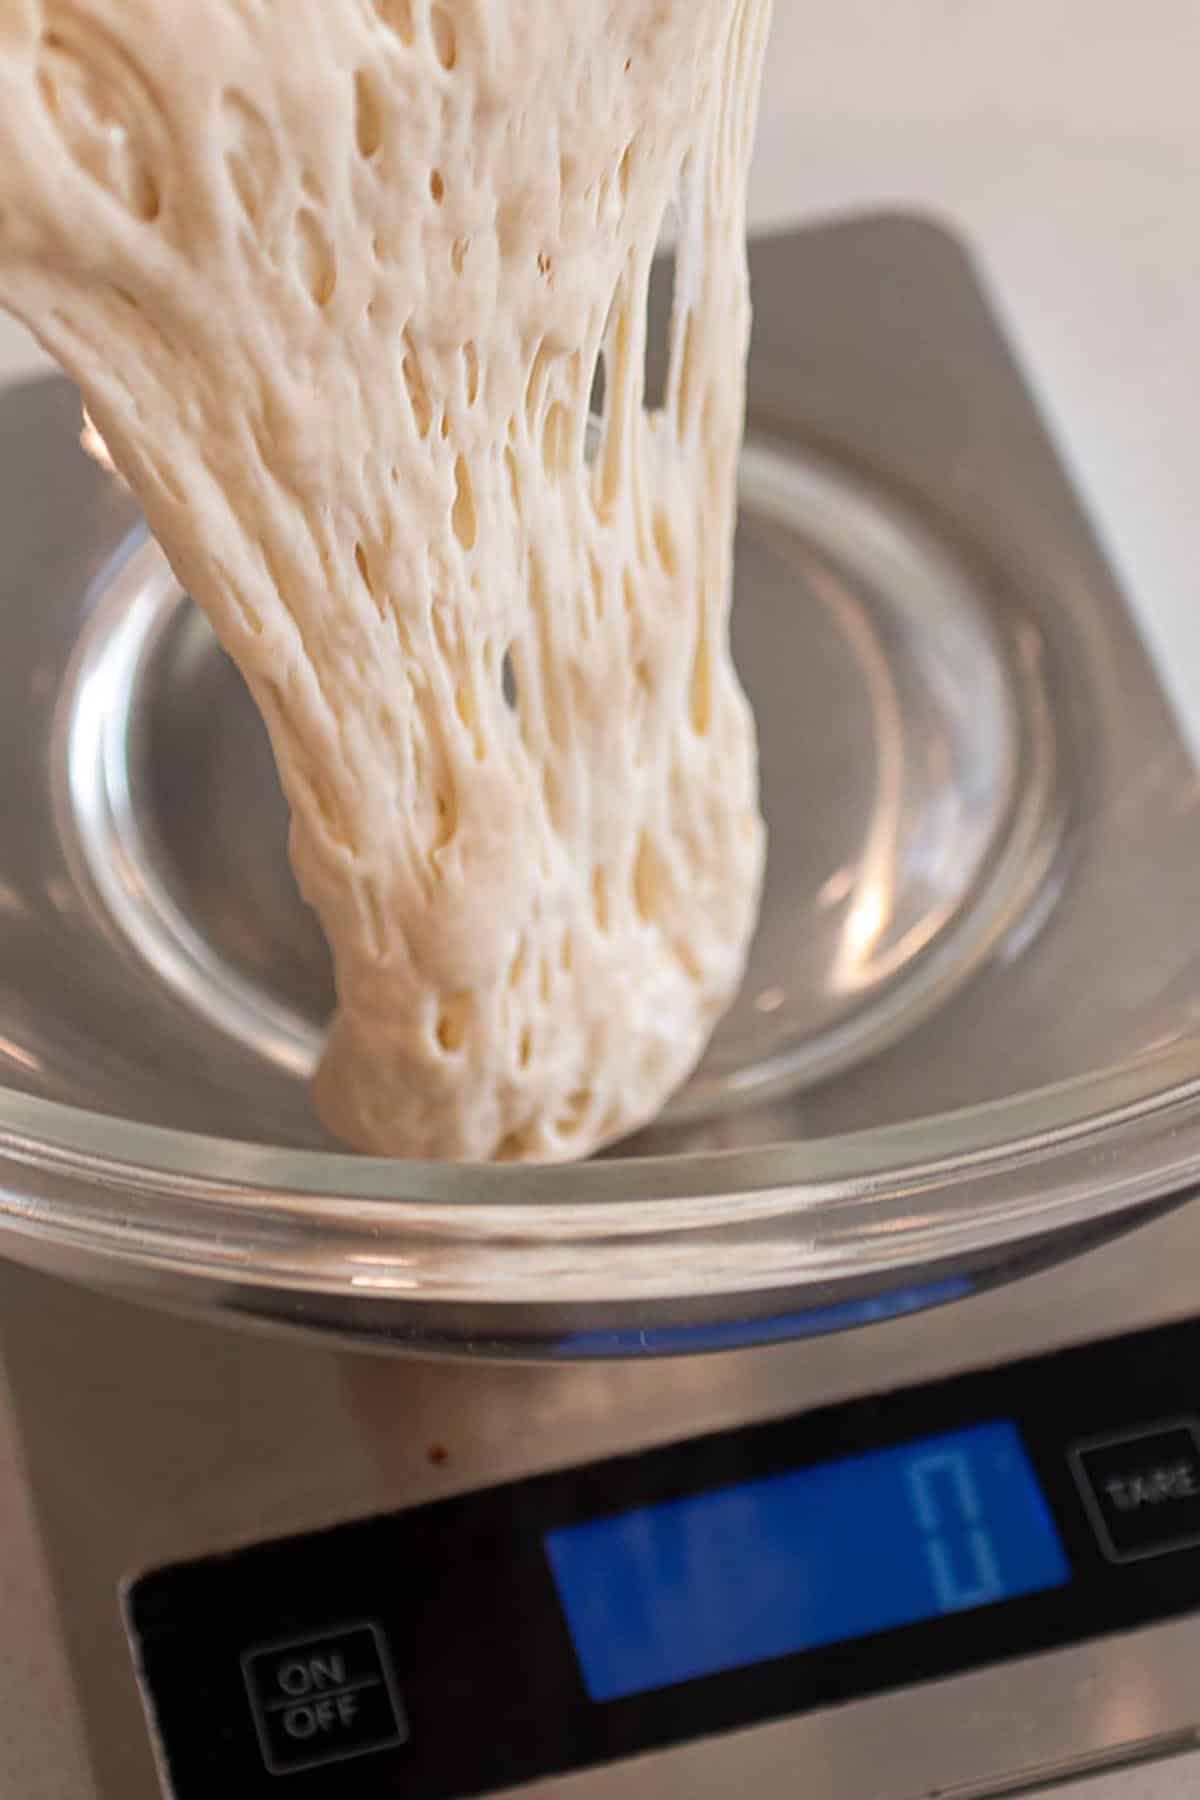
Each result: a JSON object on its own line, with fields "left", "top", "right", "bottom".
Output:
{"left": 3, "top": 217, "right": 1200, "bottom": 1357}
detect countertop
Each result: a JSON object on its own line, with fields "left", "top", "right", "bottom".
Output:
{"left": 2, "top": 4, "right": 1199, "bottom": 1795}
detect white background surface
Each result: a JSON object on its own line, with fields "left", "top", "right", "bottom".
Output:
{"left": 1, "top": 5, "right": 1199, "bottom": 1794}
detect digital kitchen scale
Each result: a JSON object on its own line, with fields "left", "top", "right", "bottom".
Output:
{"left": 4, "top": 212, "right": 1200, "bottom": 1797}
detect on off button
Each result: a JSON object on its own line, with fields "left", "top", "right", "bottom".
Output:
{"left": 1070, "top": 1420, "right": 1200, "bottom": 1564}
{"left": 241, "top": 1622, "right": 408, "bottom": 1776}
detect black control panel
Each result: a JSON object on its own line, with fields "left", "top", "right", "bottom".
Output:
{"left": 127, "top": 1318, "right": 1200, "bottom": 1798}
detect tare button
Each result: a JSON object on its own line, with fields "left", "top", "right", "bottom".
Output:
{"left": 241, "top": 1622, "right": 408, "bottom": 1776}
{"left": 1070, "top": 1420, "right": 1200, "bottom": 1564}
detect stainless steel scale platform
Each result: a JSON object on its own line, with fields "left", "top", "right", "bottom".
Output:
{"left": 4, "top": 215, "right": 1200, "bottom": 1798}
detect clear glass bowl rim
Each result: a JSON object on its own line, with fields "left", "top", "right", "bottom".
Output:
{"left": 2, "top": 1045, "right": 1200, "bottom": 1305}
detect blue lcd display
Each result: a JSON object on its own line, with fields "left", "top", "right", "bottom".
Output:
{"left": 544, "top": 1420, "right": 1069, "bottom": 1703}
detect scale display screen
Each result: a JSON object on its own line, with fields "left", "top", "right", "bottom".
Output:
{"left": 545, "top": 1421, "right": 1070, "bottom": 1701}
